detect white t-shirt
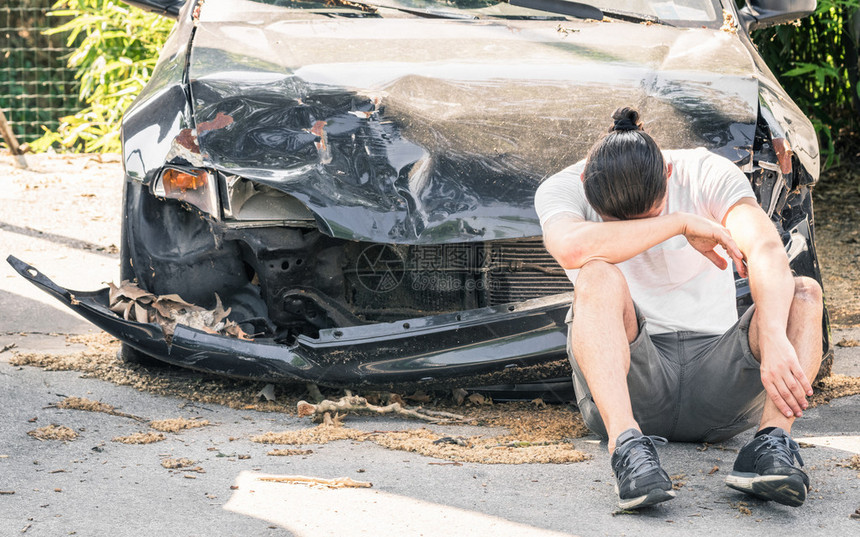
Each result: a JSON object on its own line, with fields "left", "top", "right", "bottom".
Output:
{"left": 534, "top": 148, "right": 756, "bottom": 335}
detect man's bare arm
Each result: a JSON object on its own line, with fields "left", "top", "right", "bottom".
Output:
{"left": 542, "top": 211, "right": 746, "bottom": 274}
{"left": 724, "top": 198, "right": 811, "bottom": 418}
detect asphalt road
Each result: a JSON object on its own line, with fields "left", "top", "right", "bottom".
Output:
{"left": 1, "top": 154, "right": 858, "bottom": 536}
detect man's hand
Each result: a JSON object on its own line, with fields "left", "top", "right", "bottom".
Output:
{"left": 679, "top": 213, "right": 748, "bottom": 278}
{"left": 758, "top": 333, "right": 814, "bottom": 418}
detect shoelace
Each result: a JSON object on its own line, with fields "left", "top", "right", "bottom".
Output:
{"left": 754, "top": 434, "right": 804, "bottom": 468}
{"left": 619, "top": 435, "right": 668, "bottom": 479}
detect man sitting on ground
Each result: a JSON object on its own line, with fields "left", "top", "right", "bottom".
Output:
{"left": 534, "top": 107, "right": 823, "bottom": 509}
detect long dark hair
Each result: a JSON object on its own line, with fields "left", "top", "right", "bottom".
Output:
{"left": 582, "top": 107, "right": 666, "bottom": 220}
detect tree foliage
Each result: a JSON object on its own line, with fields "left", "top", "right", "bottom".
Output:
{"left": 752, "top": 0, "right": 860, "bottom": 168}
{"left": 30, "top": 0, "right": 173, "bottom": 153}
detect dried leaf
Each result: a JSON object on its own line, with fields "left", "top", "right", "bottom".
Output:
{"left": 133, "top": 302, "right": 149, "bottom": 324}
{"left": 406, "top": 390, "right": 431, "bottom": 403}
{"left": 452, "top": 388, "right": 468, "bottom": 406}
{"left": 224, "top": 324, "right": 252, "bottom": 340}
{"left": 257, "top": 384, "right": 276, "bottom": 402}
{"left": 106, "top": 283, "right": 119, "bottom": 306}
{"left": 109, "top": 281, "right": 155, "bottom": 303}
{"left": 106, "top": 281, "right": 252, "bottom": 340}
{"left": 211, "top": 294, "right": 232, "bottom": 325}
{"left": 110, "top": 299, "right": 133, "bottom": 321}
{"left": 151, "top": 299, "right": 178, "bottom": 319}
{"left": 157, "top": 294, "right": 195, "bottom": 307}
{"left": 467, "top": 393, "right": 489, "bottom": 405}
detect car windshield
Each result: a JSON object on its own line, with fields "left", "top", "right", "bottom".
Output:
{"left": 584, "top": 0, "right": 717, "bottom": 21}
{"left": 245, "top": 0, "right": 721, "bottom": 24}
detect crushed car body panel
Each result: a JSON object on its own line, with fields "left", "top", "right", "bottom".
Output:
{"left": 122, "top": 0, "right": 798, "bottom": 245}
{"left": 8, "top": 255, "right": 573, "bottom": 389}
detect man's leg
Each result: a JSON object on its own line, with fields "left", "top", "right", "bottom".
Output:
{"left": 569, "top": 260, "right": 640, "bottom": 452}
{"left": 570, "top": 260, "right": 675, "bottom": 509}
{"left": 727, "top": 276, "right": 823, "bottom": 507}
{"left": 748, "top": 276, "right": 824, "bottom": 431}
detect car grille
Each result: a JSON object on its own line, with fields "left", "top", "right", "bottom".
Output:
{"left": 344, "top": 239, "right": 570, "bottom": 321}
{"left": 486, "top": 240, "right": 571, "bottom": 305}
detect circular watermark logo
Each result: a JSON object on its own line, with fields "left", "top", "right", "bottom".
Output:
{"left": 355, "top": 244, "right": 405, "bottom": 293}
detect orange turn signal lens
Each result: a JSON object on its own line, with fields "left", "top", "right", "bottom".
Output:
{"left": 156, "top": 167, "right": 218, "bottom": 217}
{"left": 162, "top": 168, "right": 208, "bottom": 194}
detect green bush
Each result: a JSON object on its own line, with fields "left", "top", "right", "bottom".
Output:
{"left": 752, "top": 0, "right": 860, "bottom": 168}
{"left": 30, "top": 0, "right": 173, "bottom": 153}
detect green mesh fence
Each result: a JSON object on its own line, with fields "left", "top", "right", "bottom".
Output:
{"left": 1, "top": 0, "right": 81, "bottom": 145}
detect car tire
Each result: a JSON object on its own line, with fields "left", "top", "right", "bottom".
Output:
{"left": 117, "top": 343, "right": 162, "bottom": 366}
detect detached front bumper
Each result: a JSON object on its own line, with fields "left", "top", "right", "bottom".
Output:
{"left": 8, "top": 256, "right": 573, "bottom": 390}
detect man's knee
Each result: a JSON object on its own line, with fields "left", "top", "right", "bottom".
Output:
{"left": 573, "top": 261, "right": 637, "bottom": 342}
{"left": 575, "top": 260, "right": 627, "bottom": 301}
{"left": 792, "top": 276, "right": 823, "bottom": 311}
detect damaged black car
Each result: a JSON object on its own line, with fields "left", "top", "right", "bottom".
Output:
{"left": 9, "top": 0, "right": 831, "bottom": 397}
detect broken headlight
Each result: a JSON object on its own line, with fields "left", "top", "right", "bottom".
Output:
{"left": 222, "top": 175, "right": 315, "bottom": 225}
{"left": 153, "top": 167, "right": 219, "bottom": 217}
{"left": 152, "top": 169, "right": 316, "bottom": 226}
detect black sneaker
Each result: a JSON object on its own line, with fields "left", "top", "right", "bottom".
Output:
{"left": 611, "top": 428, "right": 675, "bottom": 509}
{"left": 725, "top": 427, "right": 809, "bottom": 507}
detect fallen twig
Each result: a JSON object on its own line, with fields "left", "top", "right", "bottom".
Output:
{"left": 414, "top": 408, "right": 475, "bottom": 421}
{"left": 258, "top": 475, "right": 372, "bottom": 489}
{"left": 51, "top": 397, "right": 148, "bottom": 422}
{"left": 488, "top": 440, "right": 554, "bottom": 449}
{"left": 267, "top": 449, "right": 313, "bottom": 457}
{"left": 0, "top": 343, "right": 16, "bottom": 353}
{"left": 296, "top": 395, "right": 469, "bottom": 424}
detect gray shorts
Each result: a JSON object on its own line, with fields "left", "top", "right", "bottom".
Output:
{"left": 567, "top": 305, "right": 766, "bottom": 443}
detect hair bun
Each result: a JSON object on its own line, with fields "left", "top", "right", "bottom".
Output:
{"left": 609, "top": 107, "right": 643, "bottom": 133}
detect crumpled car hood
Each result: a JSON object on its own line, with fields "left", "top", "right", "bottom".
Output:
{"left": 186, "top": 7, "right": 764, "bottom": 243}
